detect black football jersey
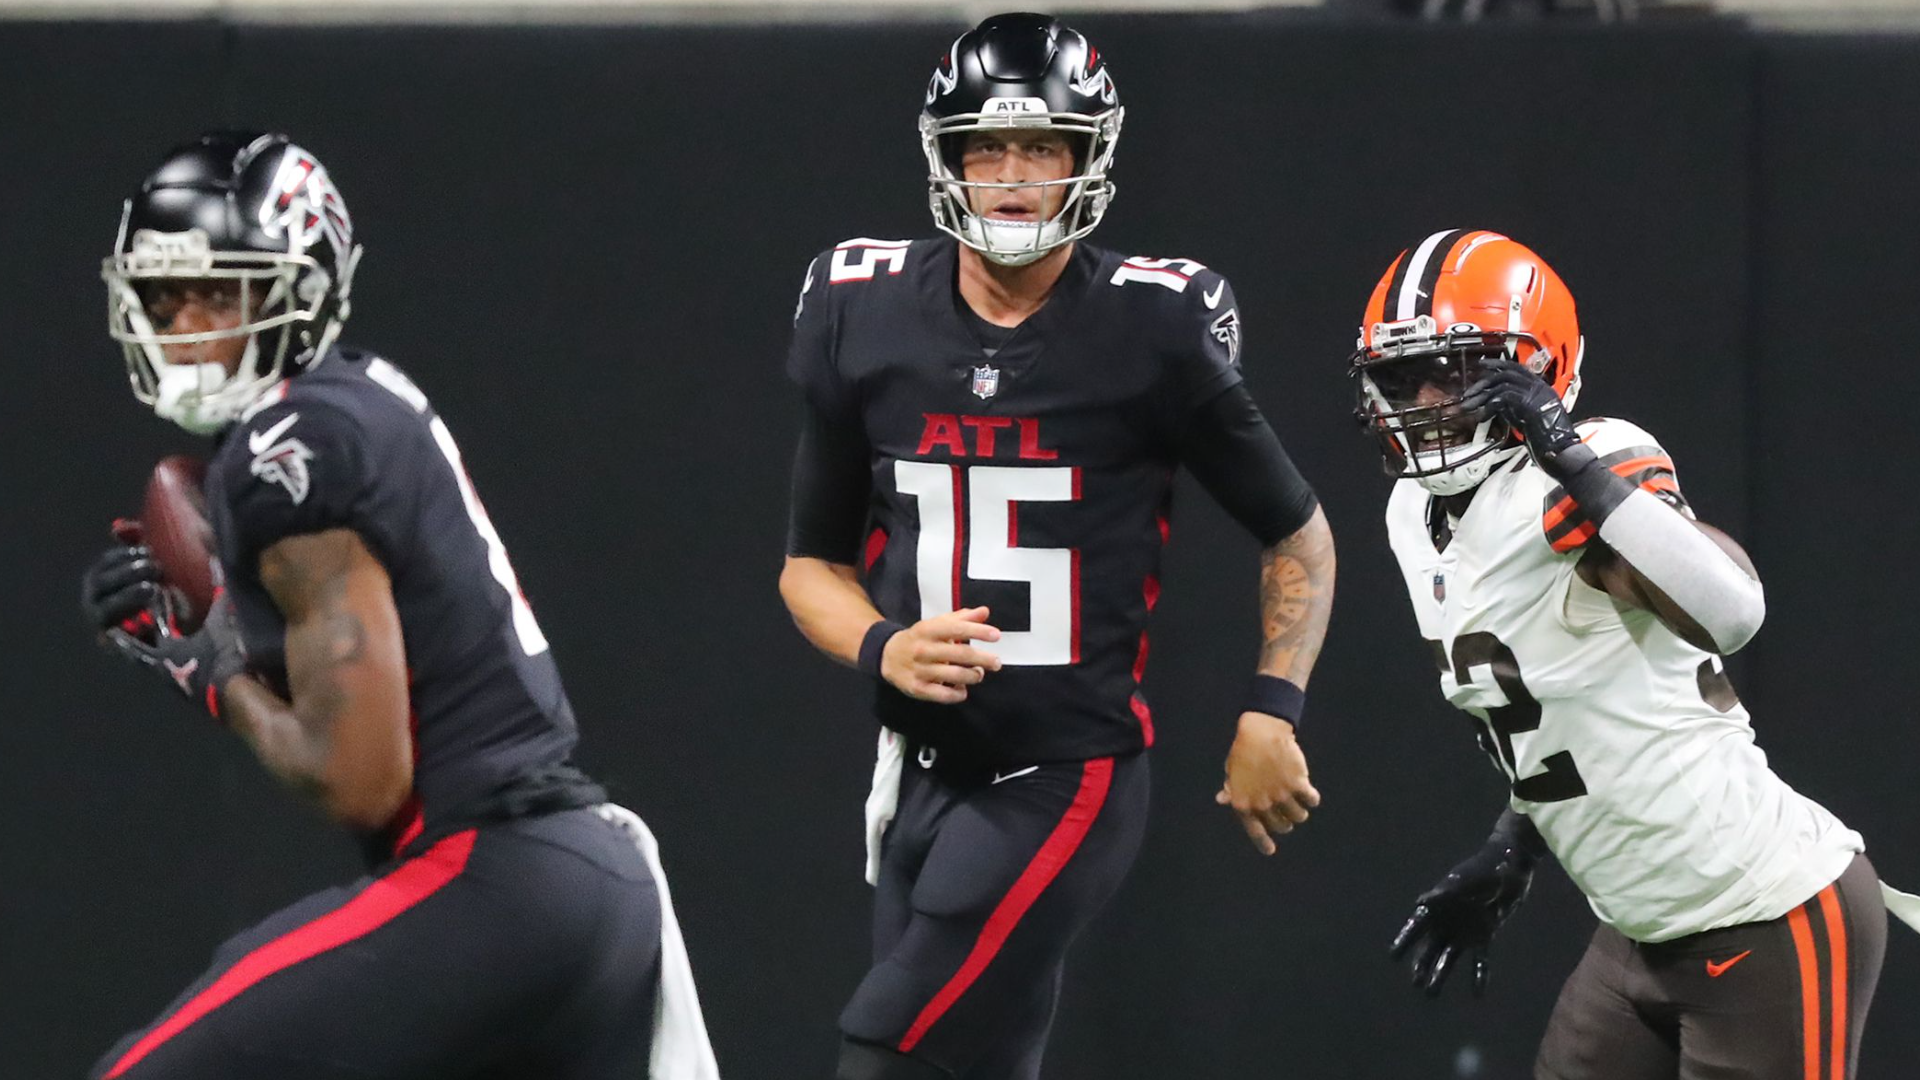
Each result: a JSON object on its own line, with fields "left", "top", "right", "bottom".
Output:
{"left": 788, "top": 237, "right": 1247, "bottom": 765}
{"left": 207, "top": 348, "right": 582, "bottom": 854}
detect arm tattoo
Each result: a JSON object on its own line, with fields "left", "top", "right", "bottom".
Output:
{"left": 1257, "top": 508, "right": 1336, "bottom": 685}
{"left": 255, "top": 531, "right": 371, "bottom": 755}
{"left": 294, "top": 571, "right": 369, "bottom": 743}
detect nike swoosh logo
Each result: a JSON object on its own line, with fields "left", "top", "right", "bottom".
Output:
{"left": 249, "top": 413, "right": 300, "bottom": 454}
{"left": 1203, "top": 281, "right": 1226, "bottom": 309}
{"left": 991, "top": 765, "right": 1039, "bottom": 785}
{"left": 1705, "top": 950, "right": 1752, "bottom": 977}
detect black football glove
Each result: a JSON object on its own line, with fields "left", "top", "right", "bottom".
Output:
{"left": 82, "top": 522, "right": 246, "bottom": 719}
{"left": 103, "top": 590, "right": 248, "bottom": 720}
{"left": 80, "top": 521, "right": 169, "bottom": 640}
{"left": 1389, "top": 819, "right": 1541, "bottom": 997}
{"left": 1460, "top": 358, "right": 1585, "bottom": 479}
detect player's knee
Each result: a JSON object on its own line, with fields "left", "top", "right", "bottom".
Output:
{"left": 836, "top": 1038, "right": 954, "bottom": 1080}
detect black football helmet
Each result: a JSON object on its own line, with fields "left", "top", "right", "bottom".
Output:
{"left": 103, "top": 132, "right": 362, "bottom": 433}
{"left": 921, "top": 13, "right": 1122, "bottom": 266}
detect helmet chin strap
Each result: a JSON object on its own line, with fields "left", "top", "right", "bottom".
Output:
{"left": 964, "top": 216, "right": 1065, "bottom": 267}
{"left": 151, "top": 333, "right": 264, "bottom": 435}
{"left": 153, "top": 361, "right": 236, "bottom": 434}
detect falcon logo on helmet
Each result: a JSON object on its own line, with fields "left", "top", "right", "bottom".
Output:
{"left": 1348, "top": 230, "right": 1585, "bottom": 497}
{"left": 102, "top": 131, "right": 364, "bottom": 435}
{"left": 926, "top": 50, "right": 959, "bottom": 105}
{"left": 919, "top": 13, "right": 1124, "bottom": 267}
{"left": 259, "top": 147, "right": 354, "bottom": 260}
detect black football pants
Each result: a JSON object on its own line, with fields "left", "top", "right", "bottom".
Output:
{"left": 1536, "top": 853, "right": 1885, "bottom": 1080}
{"left": 90, "top": 807, "right": 660, "bottom": 1080}
{"left": 840, "top": 747, "right": 1149, "bottom": 1080}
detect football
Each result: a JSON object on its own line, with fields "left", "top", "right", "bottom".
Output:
{"left": 141, "top": 454, "right": 218, "bottom": 632}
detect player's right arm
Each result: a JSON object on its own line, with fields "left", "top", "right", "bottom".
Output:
{"left": 220, "top": 528, "right": 413, "bottom": 830}
{"left": 778, "top": 252, "right": 1002, "bottom": 704}
{"left": 1389, "top": 807, "right": 1545, "bottom": 997}
{"left": 214, "top": 399, "right": 412, "bottom": 829}
{"left": 778, "top": 407, "right": 1003, "bottom": 704}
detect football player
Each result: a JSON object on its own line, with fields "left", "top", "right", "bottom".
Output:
{"left": 779, "top": 15, "right": 1335, "bottom": 1080}
{"left": 1355, "top": 230, "right": 1886, "bottom": 1078}
{"left": 78, "top": 132, "right": 716, "bottom": 1079}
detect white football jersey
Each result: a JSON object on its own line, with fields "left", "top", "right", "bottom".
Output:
{"left": 1385, "top": 417, "right": 1861, "bottom": 942}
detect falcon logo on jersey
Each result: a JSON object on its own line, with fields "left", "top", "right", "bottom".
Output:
{"left": 971, "top": 364, "right": 1001, "bottom": 400}
{"left": 258, "top": 146, "right": 353, "bottom": 259}
{"left": 248, "top": 414, "right": 315, "bottom": 505}
{"left": 1210, "top": 308, "right": 1241, "bottom": 365}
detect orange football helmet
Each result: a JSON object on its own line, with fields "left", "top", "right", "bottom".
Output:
{"left": 1349, "top": 229, "right": 1584, "bottom": 495}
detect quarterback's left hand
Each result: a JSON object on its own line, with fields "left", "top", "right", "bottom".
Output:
{"left": 1216, "top": 711, "right": 1320, "bottom": 856}
{"left": 103, "top": 590, "right": 248, "bottom": 720}
{"left": 1462, "top": 358, "right": 1581, "bottom": 467}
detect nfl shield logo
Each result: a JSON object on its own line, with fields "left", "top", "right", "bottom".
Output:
{"left": 971, "top": 364, "right": 1000, "bottom": 400}
{"left": 1432, "top": 571, "right": 1447, "bottom": 603}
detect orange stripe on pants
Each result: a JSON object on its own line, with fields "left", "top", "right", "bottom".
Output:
{"left": 1787, "top": 903, "right": 1823, "bottom": 1080}
{"left": 1818, "top": 885, "right": 1850, "bottom": 1080}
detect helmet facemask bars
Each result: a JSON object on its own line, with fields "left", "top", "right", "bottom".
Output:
{"left": 103, "top": 226, "right": 353, "bottom": 434}
{"left": 1352, "top": 322, "right": 1563, "bottom": 497}
{"left": 921, "top": 107, "right": 1121, "bottom": 267}
{"left": 104, "top": 132, "right": 362, "bottom": 434}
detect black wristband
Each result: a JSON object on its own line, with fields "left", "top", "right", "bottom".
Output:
{"left": 858, "top": 620, "right": 907, "bottom": 678}
{"left": 1245, "top": 674, "right": 1306, "bottom": 728}
{"left": 1544, "top": 442, "right": 1635, "bottom": 528}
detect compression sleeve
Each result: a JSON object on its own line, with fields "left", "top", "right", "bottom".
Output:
{"left": 1551, "top": 444, "right": 1766, "bottom": 654}
{"left": 785, "top": 404, "right": 873, "bottom": 564}
{"left": 1178, "top": 382, "right": 1320, "bottom": 546}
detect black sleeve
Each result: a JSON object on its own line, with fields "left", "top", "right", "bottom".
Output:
{"left": 1157, "top": 269, "right": 1246, "bottom": 422}
{"left": 224, "top": 399, "right": 374, "bottom": 568}
{"left": 784, "top": 253, "right": 857, "bottom": 422}
{"left": 785, "top": 403, "right": 873, "bottom": 563}
{"left": 1177, "top": 382, "right": 1320, "bottom": 547}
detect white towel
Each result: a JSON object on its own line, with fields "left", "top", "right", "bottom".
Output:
{"left": 595, "top": 803, "right": 722, "bottom": 1080}
{"left": 1882, "top": 880, "right": 1920, "bottom": 934}
{"left": 864, "top": 727, "right": 906, "bottom": 886}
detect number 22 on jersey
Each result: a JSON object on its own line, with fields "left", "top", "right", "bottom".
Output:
{"left": 895, "top": 461, "right": 1081, "bottom": 667}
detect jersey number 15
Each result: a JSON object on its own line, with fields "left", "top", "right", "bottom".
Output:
{"left": 895, "top": 461, "right": 1080, "bottom": 668}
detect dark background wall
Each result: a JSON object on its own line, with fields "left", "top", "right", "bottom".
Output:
{"left": 1, "top": 15, "right": 1913, "bottom": 1079}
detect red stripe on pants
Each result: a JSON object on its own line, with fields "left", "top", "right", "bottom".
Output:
{"left": 896, "top": 758, "right": 1114, "bottom": 1053}
{"left": 103, "top": 829, "right": 479, "bottom": 1079}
